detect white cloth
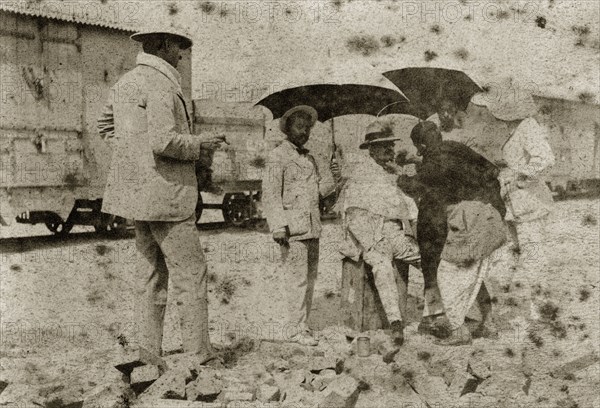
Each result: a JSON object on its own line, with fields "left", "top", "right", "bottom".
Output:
{"left": 339, "top": 158, "right": 418, "bottom": 260}
{"left": 339, "top": 159, "right": 422, "bottom": 322}
{"left": 342, "top": 158, "right": 417, "bottom": 220}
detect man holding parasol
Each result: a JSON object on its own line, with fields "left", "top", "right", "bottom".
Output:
{"left": 256, "top": 60, "right": 409, "bottom": 345}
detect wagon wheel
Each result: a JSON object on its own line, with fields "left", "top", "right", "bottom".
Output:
{"left": 554, "top": 185, "right": 566, "bottom": 200}
{"left": 106, "top": 216, "right": 127, "bottom": 235}
{"left": 95, "top": 214, "right": 127, "bottom": 236}
{"left": 222, "top": 193, "right": 251, "bottom": 227}
{"left": 45, "top": 220, "right": 73, "bottom": 236}
{"left": 195, "top": 193, "right": 203, "bottom": 223}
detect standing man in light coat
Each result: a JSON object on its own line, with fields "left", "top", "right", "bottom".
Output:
{"left": 493, "top": 102, "right": 555, "bottom": 323}
{"left": 468, "top": 86, "right": 555, "bottom": 324}
{"left": 97, "top": 28, "right": 225, "bottom": 358}
{"left": 262, "top": 106, "right": 339, "bottom": 346}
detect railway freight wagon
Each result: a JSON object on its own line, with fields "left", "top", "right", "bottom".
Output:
{"left": 533, "top": 96, "right": 600, "bottom": 198}
{"left": 191, "top": 100, "right": 274, "bottom": 228}
{"left": 0, "top": 5, "right": 192, "bottom": 237}
{"left": 443, "top": 97, "right": 600, "bottom": 199}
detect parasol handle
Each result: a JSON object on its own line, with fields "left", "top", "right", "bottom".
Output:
{"left": 376, "top": 100, "right": 408, "bottom": 117}
{"left": 331, "top": 115, "right": 336, "bottom": 151}
{"left": 330, "top": 117, "right": 340, "bottom": 171}
{"left": 330, "top": 117, "right": 342, "bottom": 199}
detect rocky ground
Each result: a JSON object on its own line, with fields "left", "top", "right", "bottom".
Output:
{"left": 0, "top": 198, "right": 598, "bottom": 408}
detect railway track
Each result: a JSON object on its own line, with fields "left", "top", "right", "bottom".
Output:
{"left": 0, "top": 221, "right": 270, "bottom": 252}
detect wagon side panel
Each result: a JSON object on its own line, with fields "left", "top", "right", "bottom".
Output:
{"left": 535, "top": 97, "right": 600, "bottom": 188}
{"left": 79, "top": 25, "right": 138, "bottom": 200}
{"left": 1, "top": 14, "right": 85, "bottom": 232}
{"left": 193, "top": 100, "right": 270, "bottom": 186}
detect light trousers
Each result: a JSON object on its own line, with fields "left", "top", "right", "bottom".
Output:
{"left": 134, "top": 216, "right": 209, "bottom": 355}
{"left": 510, "top": 218, "right": 548, "bottom": 320}
{"left": 363, "top": 222, "right": 421, "bottom": 323}
{"left": 279, "top": 238, "right": 319, "bottom": 337}
{"left": 438, "top": 251, "right": 500, "bottom": 330}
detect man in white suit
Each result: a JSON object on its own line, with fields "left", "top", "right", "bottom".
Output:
{"left": 262, "top": 105, "right": 340, "bottom": 346}
{"left": 98, "top": 28, "right": 225, "bottom": 357}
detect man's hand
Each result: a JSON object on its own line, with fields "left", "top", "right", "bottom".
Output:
{"left": 383, "top": 161, "right": 403, "bottom": 174}
{"left": 395, "top": 150, "right": 409, "bottom": 166}
{"left": 494, "top": 158, "right": 509, "bottom": 168}
{"left": 483, "top": 166, "right": 500, "bottom": 182}
{"left": 273, "top": 227, "right": 290, "bottom": 246}
{"left": 200, "top": 135, "right": 228, "bottom": 151}
{"left": 397, "top": 174, "right": 411, "bottom": 186}
{"left": 397, "top": 150, "right": 422, "bottom": 165}
{"left": 330, "top": 161, "right": 342, "bottom": 181}
{"left": 335, "top": 176, "right": 348, "bottom": 191}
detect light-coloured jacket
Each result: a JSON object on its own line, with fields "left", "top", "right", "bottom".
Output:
{"left": 97, "top": 52, "right": 202, "bottom": 221}
{"left": 262, "top": 140, "right": 334, "bottom": 241}
{"left": 499, "top": 117, "right": 555, "bottom": 222}
{"left": 341, "top": 158, "right": 417, "bottom": 220}
{"left": 338, "top": 158, "right": 418, "bottom": 260}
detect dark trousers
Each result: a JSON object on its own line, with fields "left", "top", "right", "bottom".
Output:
{"left": 417, "top": 197, "right": 448, "bottom": 316}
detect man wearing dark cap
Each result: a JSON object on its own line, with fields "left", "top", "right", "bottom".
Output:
{"left": 98, "top": 28, "right": 225, "bottom": 358}
{"left": 398, "top": 121, "right": 505, "bottom": 340}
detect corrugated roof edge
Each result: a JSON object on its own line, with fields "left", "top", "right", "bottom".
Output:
{"left": 533, "top": 91, "right": 600, "bottom": 106}
{"left": 0, "top": 2, "right": 138, "bottom": 32}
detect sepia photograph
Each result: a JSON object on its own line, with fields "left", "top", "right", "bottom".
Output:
{"left": 0, "top": 0, "right": 599, "bottom": 407}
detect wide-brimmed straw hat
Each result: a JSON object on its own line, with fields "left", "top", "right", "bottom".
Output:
{"left": 359, "top": 121, "right": 402, "bottom": 149}
{"left": 131, "top": 27, "right": 193, "bottom": 49}
{"left": 471, "top": 79, "right": 538, "bottom": 121}
{"left": 279, "top": 105, "right": 318, "bottom": 133}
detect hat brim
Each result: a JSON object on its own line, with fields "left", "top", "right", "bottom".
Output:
{"left": 359, "top": 136, "right": 403, "bottom": 149}
{"left": 279, "top": 105, "right": 318, "bottom": 133}
{"left": 471, "top": 90, "right": 537, "bottom": 121}
{"left": 131, "top": 31, "right": 193, "bottom": 49}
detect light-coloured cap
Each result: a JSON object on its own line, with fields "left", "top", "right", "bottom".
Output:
{"left": 471, "top": 79, "right": 538, "bottom": 121}
{"left": 131, "top": 27, "right": 193, "bottom": 49}
{"left": 359, "top": 121, "right": 402, "bottom": 149}
{"left": 279, "top": 105, "right": 318, "bottom": 133}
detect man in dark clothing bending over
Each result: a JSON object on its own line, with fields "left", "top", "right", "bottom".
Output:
{"left": 397, "top": 121, "right": 505, "bottom": 336}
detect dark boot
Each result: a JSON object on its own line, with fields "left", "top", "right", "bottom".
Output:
{"left": 390, "top": 320, "right": 404, "bottom": 347}
{"left": 418, "top": 314, "right": 452, "bottom": 339}
{"left": 418, "top": 315, "right": 435, "bottom": 335}
{"left": 434, "top": 324, "right": 472, "bottom": 346}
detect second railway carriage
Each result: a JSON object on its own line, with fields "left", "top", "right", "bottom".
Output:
{"left": 443, "top": 97, "right": 600, "bottom": 200}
